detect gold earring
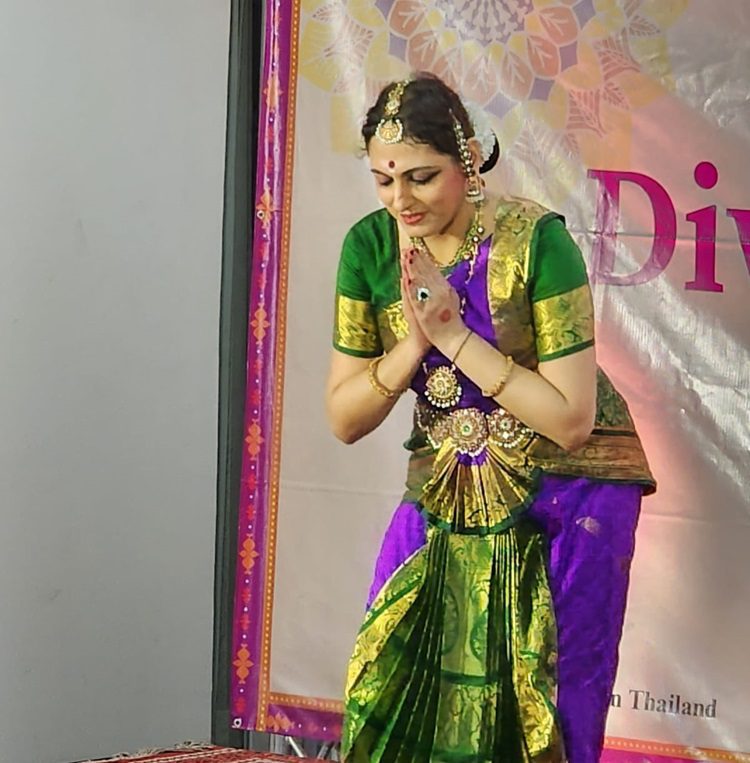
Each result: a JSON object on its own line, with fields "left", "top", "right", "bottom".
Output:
{"left": 452, "top": 112, "right": 484, "bottom": 202}
{"left": 466, "top": 174, "right": 484, "bottom": 203}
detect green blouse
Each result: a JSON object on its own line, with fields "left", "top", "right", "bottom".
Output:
{"left": 333, "top": 207, "right": 594, "bottom": 363}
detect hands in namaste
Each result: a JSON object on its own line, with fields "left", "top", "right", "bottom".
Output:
{"left": 399, "top": 246, "right": 467, "bottom": 358}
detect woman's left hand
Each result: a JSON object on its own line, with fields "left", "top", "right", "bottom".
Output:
{"left": 403, "top": 248, "right": 467, "bottom": 358}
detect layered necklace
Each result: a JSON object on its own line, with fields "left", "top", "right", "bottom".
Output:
{"left": 409, "top": 201, "right": 485, "bottom": 272}
{"left": 411, "top": 201, "right": 485, "bottom": 409}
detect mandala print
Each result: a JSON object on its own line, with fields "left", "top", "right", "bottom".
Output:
{"left": 430, "top": 0, "right": 535, "bottom": 46}
{"left": 299, "top": 0, "right": 689, "bottom": 206}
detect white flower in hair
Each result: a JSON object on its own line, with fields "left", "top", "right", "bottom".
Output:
{"left": 463, "top": 101, "right": 496, "bottom": 163}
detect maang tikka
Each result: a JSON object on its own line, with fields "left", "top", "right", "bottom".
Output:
{"left": 375, "top": 80, "right": 410, "bottom": 144}
{"left": 452, "top": 113, "right": 484, "bottom": 203}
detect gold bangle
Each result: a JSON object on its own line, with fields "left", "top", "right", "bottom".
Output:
{"left": 482, "top": 356, "right": 514, "bottom": 398}
{"left": 368, "top": 356, "right": 402, "bottom": 399}
{"left": 451, "top": 328, "right": 473, "bottom": 364}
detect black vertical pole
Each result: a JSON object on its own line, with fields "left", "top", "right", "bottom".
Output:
{"left": 212, "top": 0, "right": 263, "bottom": 748}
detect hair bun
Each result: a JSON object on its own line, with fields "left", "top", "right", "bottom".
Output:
{"left": 479, "top": 134, "right": 500, "bottom": 174}
{"left": 463, "top": 100, "right": 499, "bottom": 174}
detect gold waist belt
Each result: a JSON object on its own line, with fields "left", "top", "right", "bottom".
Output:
{"left": 416, "top": 401, "right": 535, "bottom": 457}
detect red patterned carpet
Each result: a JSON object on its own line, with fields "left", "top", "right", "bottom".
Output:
{"left": 78, "top": 746, "right": 312, "bottom": 763}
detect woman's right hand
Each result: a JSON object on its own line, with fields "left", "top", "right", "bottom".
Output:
{"left": 400, "top": 248, "right": 431, "bottom": 356}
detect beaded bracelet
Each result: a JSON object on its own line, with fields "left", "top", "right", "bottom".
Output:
{"left": 482, "top": 356, "right": 514, "bottom": 398}
{"left": 368, "top": 356, "right": 402, "bottom": 399}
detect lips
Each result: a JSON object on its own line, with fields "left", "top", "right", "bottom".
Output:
{"left": 401, "top": 212, "right": 425, "bottom": 226}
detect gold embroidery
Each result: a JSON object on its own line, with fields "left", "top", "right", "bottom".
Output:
{"left": 420, "top": 438, "right": 537, "bottom": 533}
{"left": 528, "top": 370, "right": 655, "bottom": 492}
{"left": 533, "top": 284, "right": 595, "bottom": 361}
{"left": 486, "top": 198, "right": 550, "bottom": 369}
{"left": 530, "top": 430, "right": 654, "bottom": 484}
{"left": 402, "top": 199, "right": 654, "bottom": 495}
{"left": 344, "top": 539, "right": 429, "bottom": 701}
{"left": 341, "top": 199, "right": 653, "bottom": 763}
{"left": 334, "top": 294, "right": 381, "bottom": 355}
{"left": 343, "top": 527, "right": 562, "bottom": 762}
{"left": 375, "top": 300, "right": 408, "bottom": 352}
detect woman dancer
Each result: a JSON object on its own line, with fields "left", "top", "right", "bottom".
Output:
{"left": 326, "top": 73, "right": 654, "bottom": 763}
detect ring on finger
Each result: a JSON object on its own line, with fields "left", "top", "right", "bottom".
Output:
{"left": 416, "top": 286, "right": 431, "bottom": 302}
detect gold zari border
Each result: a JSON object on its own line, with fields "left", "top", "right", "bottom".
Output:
{"left": 334, "top": 294, "right": 381, "bottom": 355}
{"left": 531, "top": 432, "right": 654, "bottom": 487}
{"left": 533, "top": 284, "right": 595, "bottom": 361}
{"left": 376, "top": 300, "right": 409, "bottom": 351}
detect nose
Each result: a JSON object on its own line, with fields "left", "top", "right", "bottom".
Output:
{"left": 391, "top": 180, "right": 413, "bottom": 212}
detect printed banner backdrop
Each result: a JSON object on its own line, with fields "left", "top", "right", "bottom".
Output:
{"left": 231, "top": 1, "right": 750, "bottom": 760}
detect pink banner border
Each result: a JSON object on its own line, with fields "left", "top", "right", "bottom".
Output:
{"left": 229, "top": 0, "right": 299, "bottom": 734}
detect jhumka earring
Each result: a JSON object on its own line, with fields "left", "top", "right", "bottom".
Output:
{"left": 375, "top": 80, "right": 410, "bottom": 144}
{"left": 453, "top": 114, "right": 484, "bottom": 203}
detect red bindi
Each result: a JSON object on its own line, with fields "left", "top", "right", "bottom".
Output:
{"left": 439, "top": 309, "right": 452, "bottom": 323}
{"left": 388, "top": 160, "right": 396, "bottom": 169}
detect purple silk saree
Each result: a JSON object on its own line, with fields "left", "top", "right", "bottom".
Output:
{"left": 341, "top": 214, "right": 650, "bottom": 763}
{"left": 367, "top": 479, "right": 642, "bottom": 763}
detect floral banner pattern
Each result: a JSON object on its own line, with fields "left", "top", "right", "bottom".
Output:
{"left": 230, "top": 2, "right": 750, "bottom": 760}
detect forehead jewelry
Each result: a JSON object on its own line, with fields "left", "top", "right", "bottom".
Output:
{"left": 375, "top": 80, "right": 410, "bottom": 144}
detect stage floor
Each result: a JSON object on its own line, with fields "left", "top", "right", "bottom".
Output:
{"left": 76, "top": 745, "right": 313, "bottom": 763}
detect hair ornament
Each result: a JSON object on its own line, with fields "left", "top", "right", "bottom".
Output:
{"left": 463, "top": 100, "right": 497, "bottom": 164}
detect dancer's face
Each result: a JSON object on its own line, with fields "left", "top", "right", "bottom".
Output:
{"left": 367, "top": 139, "right": 469, "bottom": 238}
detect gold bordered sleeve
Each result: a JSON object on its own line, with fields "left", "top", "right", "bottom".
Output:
{"left": 530, "top": 218, "right": 595, "bottom": 362}
{"left": 333, "top": 224, "right": 383, "bottom": 358}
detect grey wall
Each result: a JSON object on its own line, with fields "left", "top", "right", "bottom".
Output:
{"left": 0, "top": 2, "right": 230, "bottom": 762}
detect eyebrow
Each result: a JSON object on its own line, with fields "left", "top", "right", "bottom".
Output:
{"left": 370, "top": 165, "right": 441, "bottom": 176}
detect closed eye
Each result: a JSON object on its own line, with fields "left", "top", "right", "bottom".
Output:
{"left": 371, "top": 167, "right": 441, "bottom": 187}
{"left": 411, "top": 171, "right": 439, "bottom": 185}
